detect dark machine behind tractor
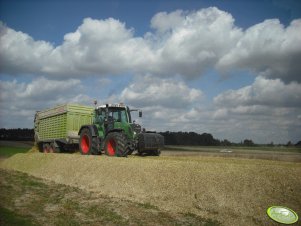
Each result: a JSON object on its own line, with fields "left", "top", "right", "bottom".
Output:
{"left": 34, "top": 103, "right": 164, "bottom": 156}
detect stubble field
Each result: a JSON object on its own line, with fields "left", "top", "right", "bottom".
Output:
{"left": 0, "top": 144, "right": 300, "bottom": 226}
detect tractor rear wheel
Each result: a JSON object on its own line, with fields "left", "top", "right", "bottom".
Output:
{"left": 104, "top": 132, "right": 128, "bottom": 157}
{"left": 79, "top": 128, "right": 98, "bottom": 155}
{"left": 127, "top": 146, "right": 134, "bottom": 155}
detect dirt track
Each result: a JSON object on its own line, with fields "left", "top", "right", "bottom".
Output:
{"left": 1, "top": 153, "right": 300, "bottom": 226}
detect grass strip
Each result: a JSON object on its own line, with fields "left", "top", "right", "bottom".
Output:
{"left": 0, "top": 206, "right": 37, "bottom": 226}
{"left": 0, "top": 146, "right": 29, "bottom": 157}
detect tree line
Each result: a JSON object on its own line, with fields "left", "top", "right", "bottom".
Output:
{"left": 159, "top": 131, "right": 220, "bottom": 146}
{"left": 0, "top": 128, "right": 300, "bottom": 147}
{"left": 0, "top": 128, "right": 34, "bottom": 141}
{"left": 159, "top": 131, "right": 301, "bottom": 147}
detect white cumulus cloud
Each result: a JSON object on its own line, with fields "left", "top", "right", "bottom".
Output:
{"left": 42, "top": 17, "right": 155, "bottom": 76}
{"left": 211, "top": 77, "right": 301, "bottom": 143}
{"left": 217, "top": 19, "right": 301, "bottom": 83}
{"left": 214, "top": 76, "right": 301, "bottom": 107}
{"left": 120, "top": 75, "right": 203, "bottom": 109}
{"left": 0, "top": 22, "right": 53, "bottom": 75}
{"left": 150, "top": 10, "right": 185, "bottom": 33}
{"left": 1, "top": 7, "right": 300, "bottom": 83}
{"left": 0, "top": 7, "right": 301, "bottom": 143}
{"left": 0, "top": 77, "right": 92, "bottom": 128}
{"left": 151, "top": 7, "right": 242, "bottom": 77}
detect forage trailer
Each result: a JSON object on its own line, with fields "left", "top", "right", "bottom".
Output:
{"left": 34, "top": 103, "right": 164, "bottom": 156}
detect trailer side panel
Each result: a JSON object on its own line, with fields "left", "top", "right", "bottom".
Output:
{"left": 35, "top": 104, "right": 94, "bottom": 143}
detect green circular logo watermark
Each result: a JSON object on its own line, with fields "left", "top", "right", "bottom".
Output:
{"left": 267, "top": 206, "right": 298, "bottom": 224}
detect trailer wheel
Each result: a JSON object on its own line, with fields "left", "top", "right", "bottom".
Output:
{"left": 104, "top": 132, "right": 128, "bottom": 157}
{"left": 50, "top": 142, "right": 60, "bottom": 153}
{"left": 48, "top": 143, "right": 55, "bottom": 153}
{"left": 43, "top": 143, "right": 50, "bottom": 153}
{"left": 152, "top": 149, "right": 161, "bottom": 156}
{"left": 37, "top": 142, "right": 43, "bottom": 152}
{"left": 79, "top": 128, "right": 98, "bottom": 155}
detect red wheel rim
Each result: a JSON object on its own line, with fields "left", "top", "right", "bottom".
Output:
{"left": 49, "top": 145, "right": 54, "bottom": 153}
{"left": 43, "top": 144, "right": 49, "bottom": 153}
{"left": 107, "top": 139, "right": 116, "bottom": 156}
{"left": 81, "top": 134, "right": 90, "bottom": 154}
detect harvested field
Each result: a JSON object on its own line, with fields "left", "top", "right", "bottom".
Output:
{"left": 1, "top": 153, "right": 300, "bottom": 225}
{"left": 0, "top": 169, "right": 217, "bottom": 226}
{"left": 162, "top": 145, "right": 301, "bottom": 162}
{"left": 162, "top": 150, "right": 301, "bottom": 162}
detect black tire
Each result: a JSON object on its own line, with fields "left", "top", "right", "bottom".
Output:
{"left": 37, "top": 142, "right": 43, "bottom": 152}
{"left": 126, "top": 142, "right": 135, "bottom": 155}
{"left": 104, "top": 132, "right": 128, "bottom": 157}
{"left": 127, "top": 147, "right": 134, "bottom": 155}
{"left": 152, "top": 149, "right": 161, "bottom": 156}
{"left": 50, "top": 142, "right": 61, "bottom": 153}
{"left": 48, "top": 143, "right": 55, "bottom": 153}
{"left": 43, "top": 143, "right": 50, "bottom": 153}
{"left": 79, "top": 128, "right": 98, "bottom": 155}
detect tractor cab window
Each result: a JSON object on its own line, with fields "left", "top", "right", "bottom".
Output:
{"left": 96, "top": 107, "right": 130, "bottom": 123}
{"left": 110, "top": 108, "right": 128, "bottom": 123}
{"left": 120, "top": 111, "right": 127, "bottom": 123}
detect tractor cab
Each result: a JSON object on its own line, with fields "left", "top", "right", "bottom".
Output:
{"left": 94, "top": 103, "right": 141, "bottom": 140}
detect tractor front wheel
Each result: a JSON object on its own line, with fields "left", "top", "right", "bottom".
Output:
{"left": 79, "top": 128, "right": 98, "bottom": 155}
{"left": 104, "top": 132, "right": 128, "bottom": 157}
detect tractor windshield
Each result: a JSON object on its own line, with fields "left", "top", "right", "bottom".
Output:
{"left": 95, "top": 107, "right": 131, "bottom": 124}
{"left": 110, "top": 108, "right": 130, "bottom": 123}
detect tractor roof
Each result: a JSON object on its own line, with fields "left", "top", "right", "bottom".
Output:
{"left": 96, "top": 103, "right": 127, "bottom": 109}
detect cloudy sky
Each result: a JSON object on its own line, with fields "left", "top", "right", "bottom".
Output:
{"left": 0, "top": 0, "right": 301, "bottom": 144}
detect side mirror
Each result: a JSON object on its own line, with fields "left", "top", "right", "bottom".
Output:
{"left": 139, "top": 110, "right": 142, "bottom": 117}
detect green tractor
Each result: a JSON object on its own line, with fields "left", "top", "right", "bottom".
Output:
{"left": 78, "top": 103, "right": 164, "bottom": 156}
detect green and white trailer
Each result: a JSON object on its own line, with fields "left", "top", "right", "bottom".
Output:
{"left": 34, "top": 104, "right": 94, "bottom": 153}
